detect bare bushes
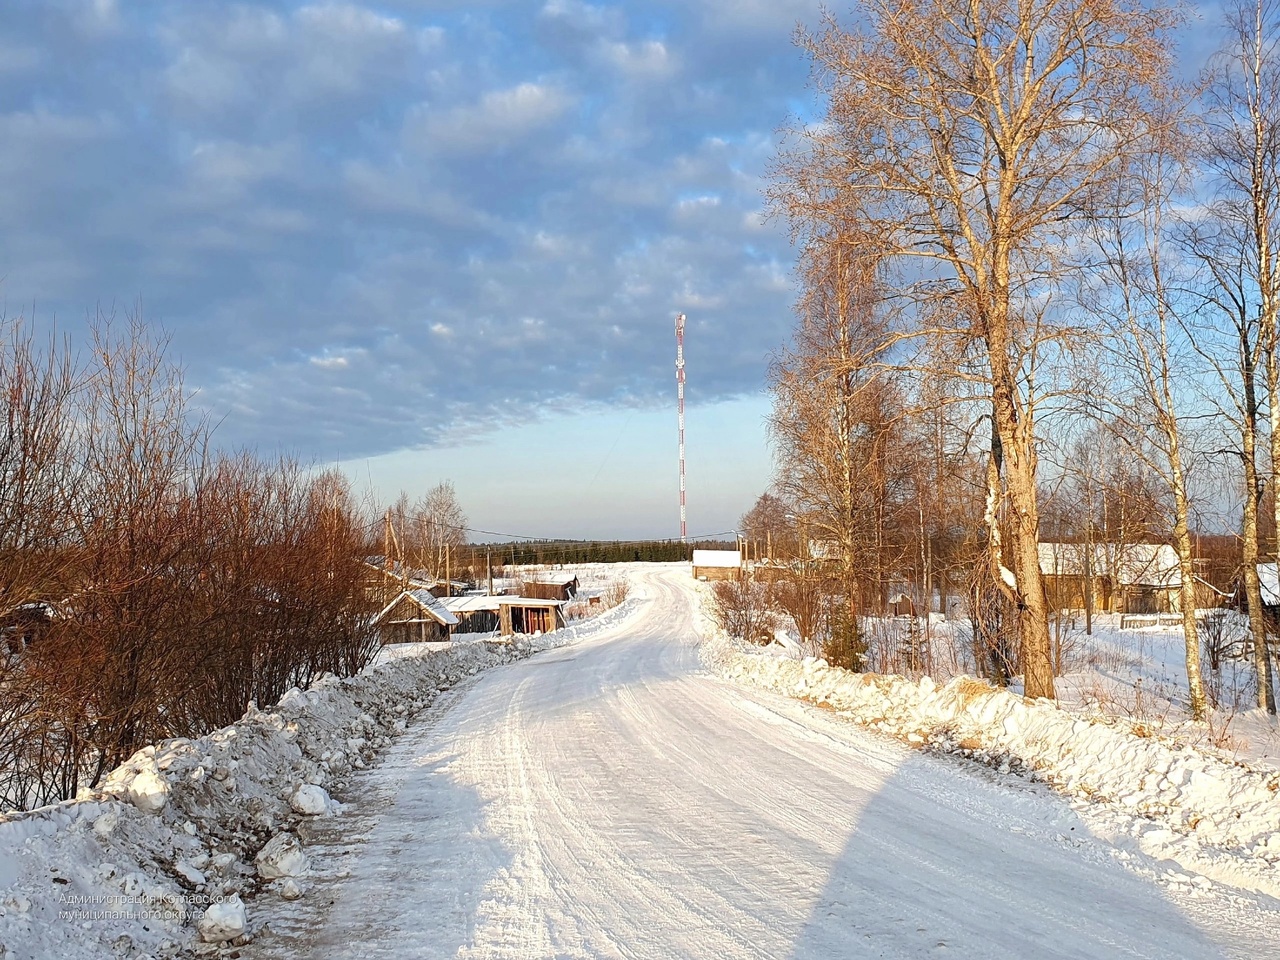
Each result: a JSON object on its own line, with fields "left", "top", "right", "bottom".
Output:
{"left": 599, "top": 578, "right": 628, "bottom": 610}
{"left": 0, "top": 314, "right": 378, "bottom": 810}
{"left": 708, "top": 579, "right": 779, "bottom": 645}
{"left": 967, "top": 574, "right": 1020, "bottom": 688}
{"left": 1198, "top": 610, "right": 1251, "bottom": 709}
{"left": 773, "top": 576, "right": 827, "bottom": 656}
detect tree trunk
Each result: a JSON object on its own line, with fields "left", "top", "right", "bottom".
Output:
{"left": 1169, "top": 449, "right": 1208, "bottom": 720}
{"left": 1243, "top": 413, "right": 1277, "bottom": 712}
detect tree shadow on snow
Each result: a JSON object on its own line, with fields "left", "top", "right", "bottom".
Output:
{"left": 781, "top": 741, "right": 1246, "bottom": 960}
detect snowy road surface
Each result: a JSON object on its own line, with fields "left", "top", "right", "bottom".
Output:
{"left": 251, "top": 567, "right": 1277, "bottom": 959}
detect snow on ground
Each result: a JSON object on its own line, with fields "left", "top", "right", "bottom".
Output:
{"left": 824, "top": 606, "right": 1280, "bottom": 770}
{"left": 703, "top": 596, "right": 1280, "bottom": 903}
{"left": 244, "top": 564, "right": 1278, "bottom": 959}
{"left": 10, "top": 561, "right": 1280, "bottom": 958}
{"left": 0, "top": 574, "right": 639, "bottom": 960}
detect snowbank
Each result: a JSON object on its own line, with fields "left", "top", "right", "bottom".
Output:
{"left": 702, "top": 630, "right": 1280, "bottom": 901}
{"left": 0, "top": 597, "right": 635, "bottom": 960}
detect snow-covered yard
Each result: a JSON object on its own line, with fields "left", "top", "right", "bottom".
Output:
{"left": 834, "top": 607, "right": 1280, "bottom": 770}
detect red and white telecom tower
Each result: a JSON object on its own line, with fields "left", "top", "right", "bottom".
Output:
{"left": 675, "top": 313, "right": 687, "bottom": 542}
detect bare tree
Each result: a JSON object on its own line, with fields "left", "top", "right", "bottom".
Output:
{"left": 739, "top": 492, "right": 795, "bottom": 560}
{"left": 410, "top": 481, "right": 468, "bottom": 588}
{"left": 1193, "top": 0, "right": 1280, "bottom": 713}
{"left": 1082, "top": 127, "right": 1211, "bottom": 718}
{"left": 772, "top": 0, "right": 1180, "bottom": 698}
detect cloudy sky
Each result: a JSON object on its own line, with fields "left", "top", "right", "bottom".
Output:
{"left": 1, "top": 1, "right": 1226, "bottom": 541}
{"left": 0, "top": 0, "right": 837, "bottom": 540}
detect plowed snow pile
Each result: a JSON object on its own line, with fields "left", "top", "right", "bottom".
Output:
{"left": 0, "top": 589, "right": 641, "bottom": 960}
{"left": 703, "top": 630, "right": 1280, "bottom": 901}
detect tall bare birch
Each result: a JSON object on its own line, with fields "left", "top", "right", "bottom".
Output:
{"left": 1198, "top": 0, "right": 1280, "bottom": 713}
{"left": 1084, "top": 127, "right": 1210, "bottom": 719}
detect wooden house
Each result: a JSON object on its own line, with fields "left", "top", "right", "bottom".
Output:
{"left": 1039, "top": 543, "right": 1182, "bottom": 614}
{"left": 373, "top": 589, "right": 459, "bottom": 644}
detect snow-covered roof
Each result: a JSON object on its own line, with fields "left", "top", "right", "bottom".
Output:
{"left": 375, "top": 589, "right": 459, "bottom": 627}
{"left": 692, "top": 549, "right": 742, "bottom": 568}
{"left": 441, "top": 595, "right": 567, "bottom": 613}
{"left": 1038, "top": 543, "right": 1181, "bottom": 588}
{"left": 442, "top": 595, "right": 503, "bottom": 613}
{"left": 525, "top": 574, "right": 579, "bottom": 586}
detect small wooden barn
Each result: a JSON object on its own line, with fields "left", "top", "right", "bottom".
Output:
{"left": 888, "top": 593, "right": 917, "bottom": 617}
{"left": 374, "top": 589, "right": 460, "bottom": 644}
{"left": 442, "top": 595, "right": 567, "bottom": 636}
{"left": 498, "top": 597, "right": 566, "bottom": 635}
{"left": 692, "top": 549, "right": 742, "bottom": 581}
{"left": 521, "top": 575, "right": 580, "bottom": 601}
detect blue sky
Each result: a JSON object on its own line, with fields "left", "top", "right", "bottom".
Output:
{"left": 0, "top": 0, "right": 832, "bottom": 540}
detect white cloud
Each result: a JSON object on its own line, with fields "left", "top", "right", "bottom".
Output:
{"left": 596, "top": 39, "right": 677, "bottom": 80}
{"left": 409, "top": 82, "right": 575, "bottom": 155}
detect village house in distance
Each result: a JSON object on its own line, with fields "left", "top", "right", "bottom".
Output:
{"left": 365, "top": 558, "right": 569, "bottom": 643}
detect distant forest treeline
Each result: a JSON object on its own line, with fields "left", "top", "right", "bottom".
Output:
{"left": 477, "top": 539, "right": 735, "bottom": 568}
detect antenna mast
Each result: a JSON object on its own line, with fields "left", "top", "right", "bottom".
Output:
{"left": 675, "top": 313, "right": 687, "bottom": 542}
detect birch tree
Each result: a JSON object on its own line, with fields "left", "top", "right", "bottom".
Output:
{"left": 1195, "top": 0, "right": 1280, "bottom": 713}
{"left": 772, "top": 0, "right": 1179, "bottom": 698}
{"left": 1084, "top": 130, "right": 1211, "bottom": 719}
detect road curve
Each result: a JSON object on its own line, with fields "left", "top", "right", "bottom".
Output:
{"left": 250, "top": 565, "right": 1276, "bottom": 960}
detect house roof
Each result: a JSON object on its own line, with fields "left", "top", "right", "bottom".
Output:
{"left": 442, "top": 595, "right": 503, "bottom": 614}
{"left": 692, "top": 549, "right": 742, "bottom": 568}
{"left": 374, "top": 589, "right": 459, "bottom": 627}
{"left": 441, "top": 595, "right": 567, "bottom": 613}
{"left": 1038, "top": 543, "right": 1181, "bottom": 588}
{"left": 524, "top": 575, "right": 579, "bottom": 586}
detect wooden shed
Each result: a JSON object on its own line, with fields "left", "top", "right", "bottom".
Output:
{"left": 521, "top": 575, "right": 580, "bottom": 601}
{"left": 498, "top": 597, "right": 566, "bottom": 636}
{"left": 442, "top": 595, "right": 567, "bottom": 637}
{"left": 692, "top": 549, "right": 742, "bottom": 581}
{"left": 442, "top": 595, "right": 502, "bottom": 635}
{"left": 374, "top": 589, "right": 459, "bottom": 645}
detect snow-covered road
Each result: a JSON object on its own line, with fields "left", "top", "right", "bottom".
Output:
{"left": 251, "top": 567, "right": 1277, "bottom": 960}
